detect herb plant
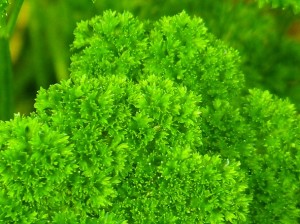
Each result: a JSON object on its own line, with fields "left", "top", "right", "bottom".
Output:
{"left": 0, "top": 9, "right": 300, "bottom": 224}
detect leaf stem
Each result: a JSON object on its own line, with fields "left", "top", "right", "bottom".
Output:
{"left": 0, "top": 37, "right": 13, "bottom": 120}
{"left": 0, "top": 0, "right": 24, "bottom": 120}
{"left": 7, "top": 0, "right": 24, "bottom": 38}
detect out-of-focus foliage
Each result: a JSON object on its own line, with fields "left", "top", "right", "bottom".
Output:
{"left": 0, "top": 0, "right": 8, "bottom": 29}
{"left": 257, "top": 0, "right": 300, "bottom": 12}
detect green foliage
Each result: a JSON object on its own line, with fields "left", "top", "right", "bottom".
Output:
{"left": 98, "top": 0, "right": 300, "bottom": 109}
{"left": 241, "top": 89, "right": 300, "bottom": 223}
{"left": 34, "top": 69, "right": 249, "bottom": 222}
{"left": 71, "top": 11, "right": 244, "bottom": 105}
{"left": 0, "top": 114, "right": 76, "bottom": 222}
{"left": 1, "top": 10, "right": 300, "bottom": 224}
{"left": 70, "top": 11, "right": 300, "bottom": 223}
{"left": 113, "top": 154, "right": 249, "bottom": 223}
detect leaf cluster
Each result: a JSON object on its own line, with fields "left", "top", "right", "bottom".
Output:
{"left": 1, "top": 11, "right": 300, "bottom": 223}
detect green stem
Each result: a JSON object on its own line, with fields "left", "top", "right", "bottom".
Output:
{"left": 0, "top": 37, "right": 13, "bottom": 120}
{"left": 0, "top": 0, "right": 24, "bottom": 120}
{"left": 7, "top": 0, "right": 24, "bottom": 38}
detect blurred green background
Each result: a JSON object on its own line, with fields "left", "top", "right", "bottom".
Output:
{"left": 9, "top": 0, "right": 300, "bottom": 114}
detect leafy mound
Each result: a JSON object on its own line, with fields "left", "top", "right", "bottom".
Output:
{"left": 0, "top": 11, "right": 299, "bottom": 223}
